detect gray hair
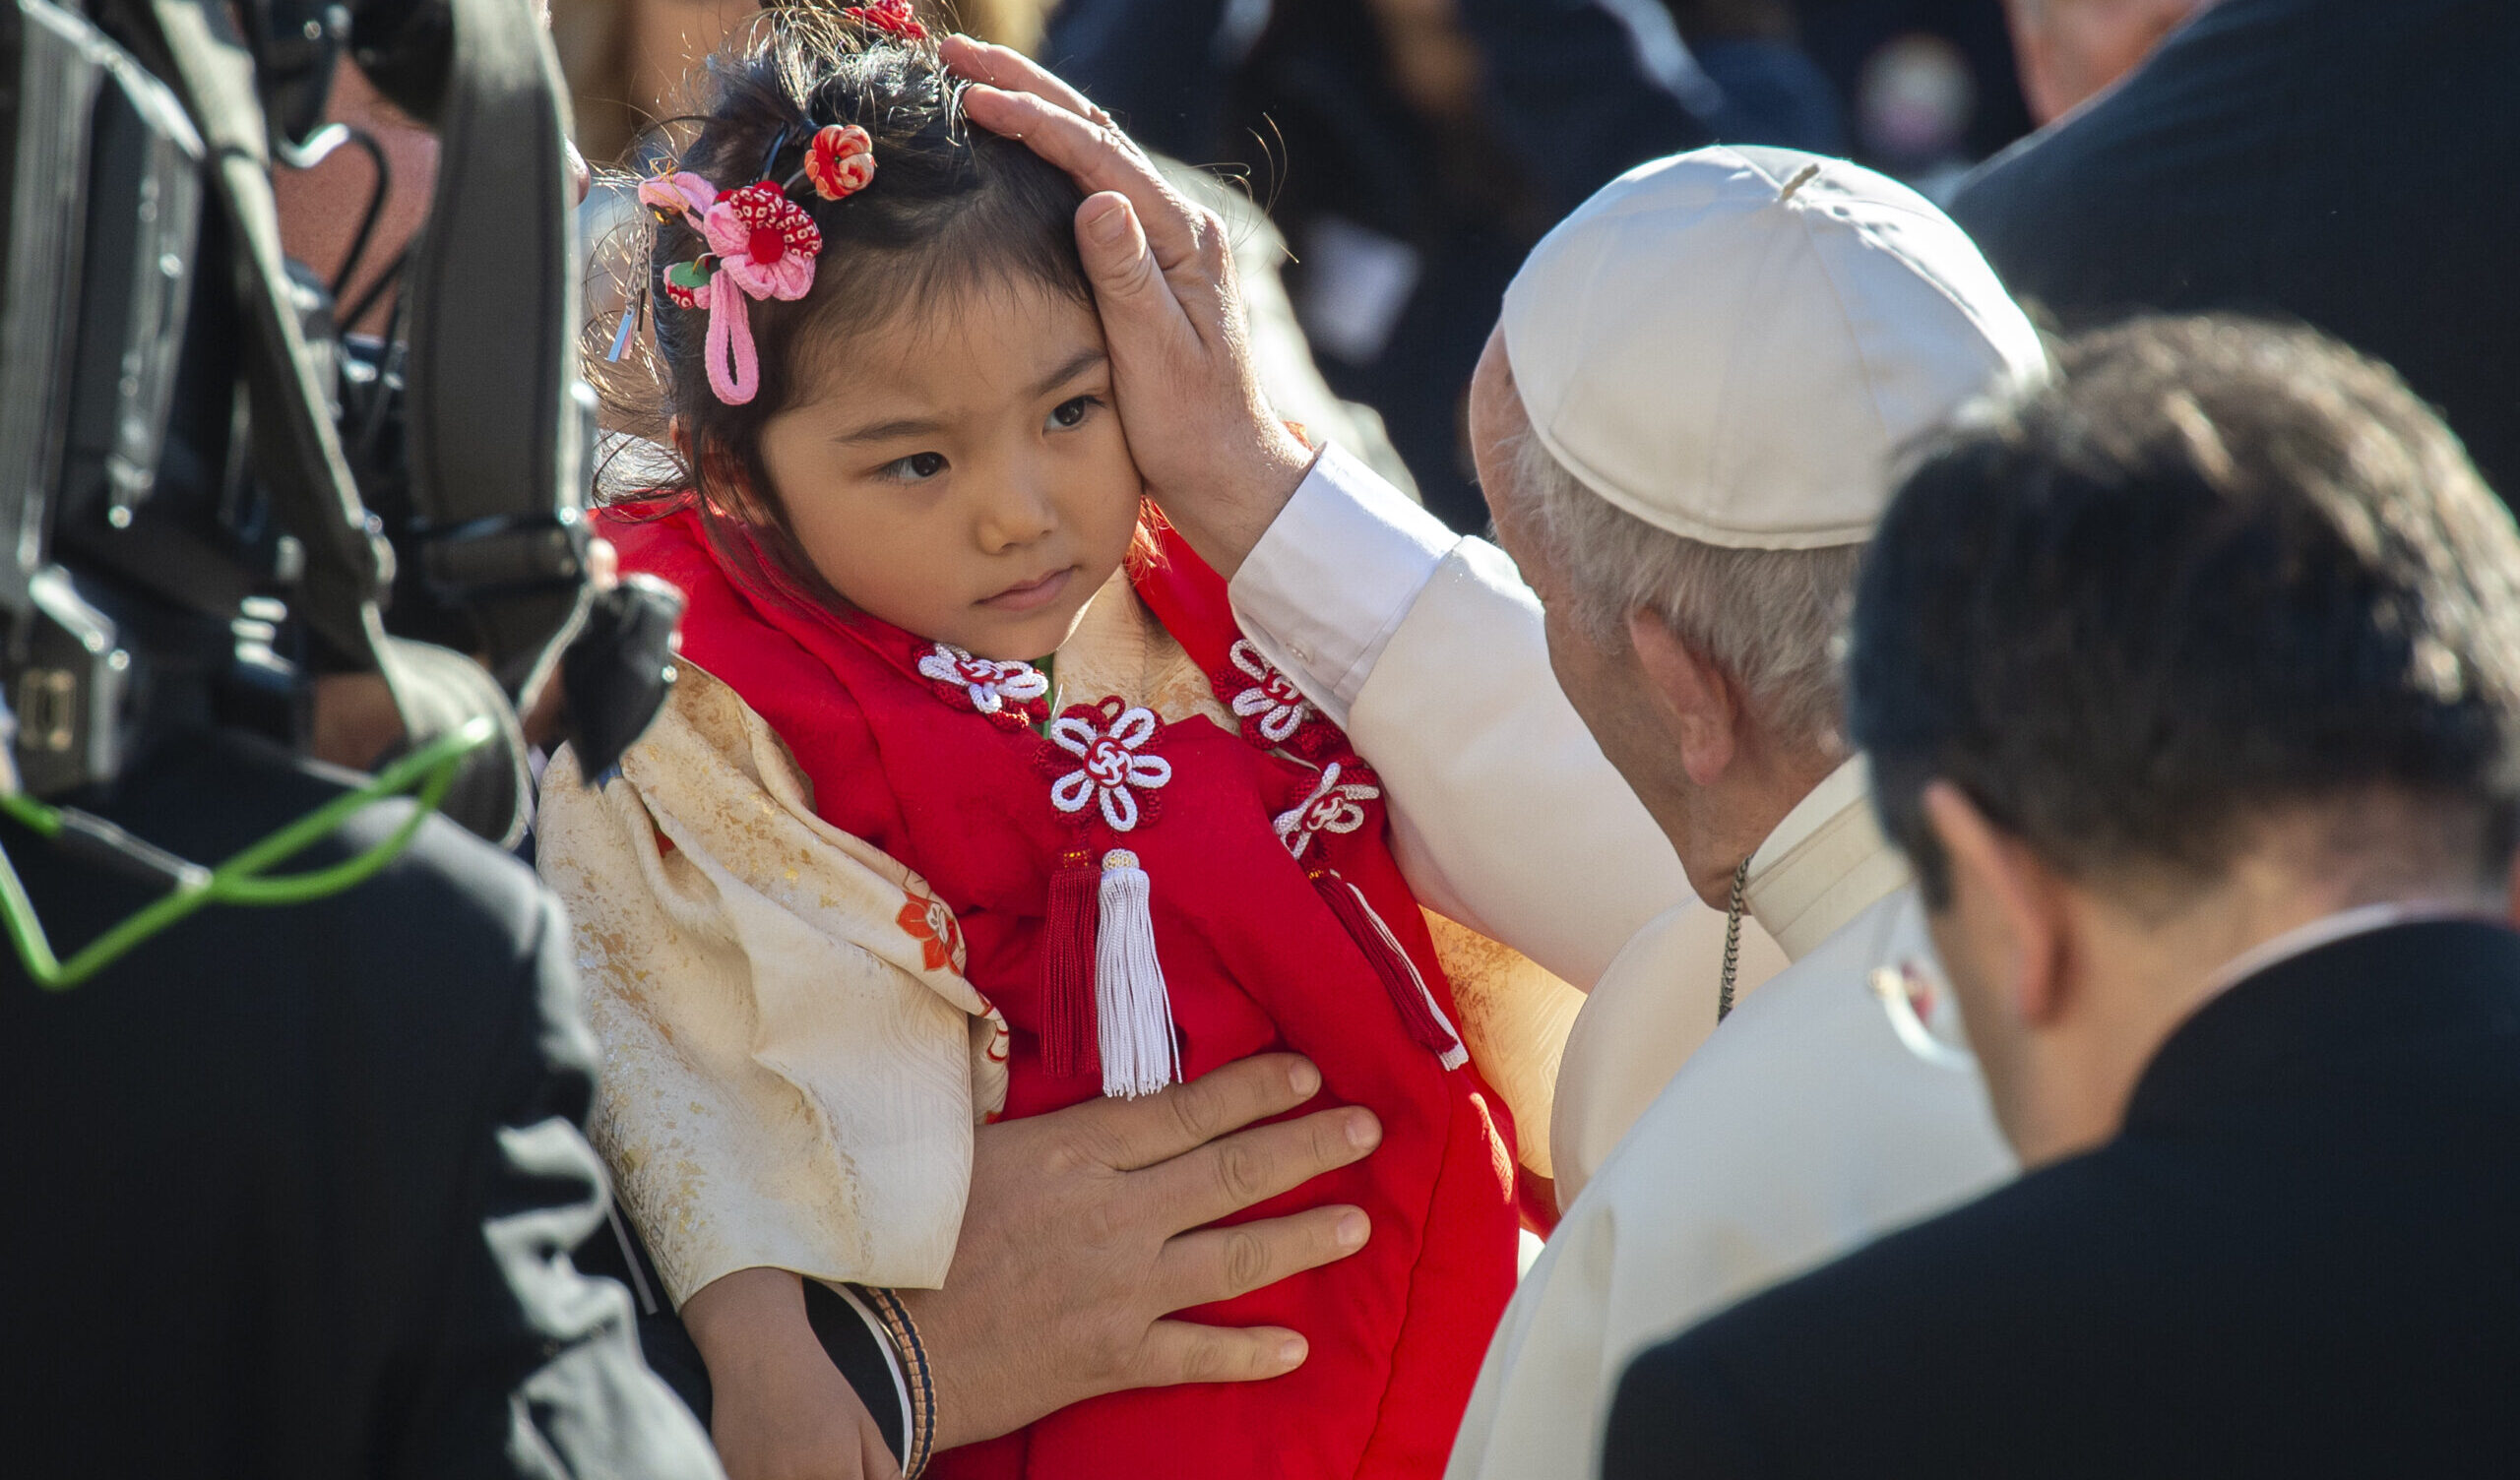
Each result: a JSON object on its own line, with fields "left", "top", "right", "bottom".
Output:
{"left": 1521, "top": 434, "right": 1864, "bottom": 753}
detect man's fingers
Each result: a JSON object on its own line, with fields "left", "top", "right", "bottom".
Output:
{"left": 1082, "top": 1053, "right": 1324, "bottom": 1172}
{"left": 1152, "top": 1203, "right": 1372, "bottom": 1315}
{"left": 957, "top": 82, "right": 1151, "bottom": 193}
{"left": 940, "top": 32, "right": 1105, "bottom": 124}
{"left": 1132, "top": 1320, "right": 1311, "bottom": 1388}
{"left": 1075, "top": 193, "right": 1192, "bottom": 336}
{"left": 957, "top": 83, "right": 1205, "bottom": 273}
{"left": 1142, "top": 1102, "right": 1381, "bottom": 1230}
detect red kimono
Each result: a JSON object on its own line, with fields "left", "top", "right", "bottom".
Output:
{"left": 604, "top": 504, "right": 1522, "bottom": 1478}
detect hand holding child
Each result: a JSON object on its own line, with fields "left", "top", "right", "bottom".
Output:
{"left": 682, "top": 1056, "right": 1380, "bottom": 1469}
{"left": 903, "top": 1053, "right": 1381, "bottom": 1449}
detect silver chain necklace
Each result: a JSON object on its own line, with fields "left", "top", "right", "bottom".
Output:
{"left": 1717, "top": 856, "right": 1751, "bottom": 1022}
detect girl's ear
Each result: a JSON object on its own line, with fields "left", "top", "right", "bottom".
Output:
{"left": 690, "top": 437, "right": 765, "bottom": 524}
{"left": 669, "top": 417, "right": 723, "bottom": 511}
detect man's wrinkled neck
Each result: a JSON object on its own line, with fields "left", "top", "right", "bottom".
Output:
{"left": 1665, "top": 734, "right": 1851, "bottom": 914}
{"left": 1741, "top": 755, "right": 1913, "bottom": 958}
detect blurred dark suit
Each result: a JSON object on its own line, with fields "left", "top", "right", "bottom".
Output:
{"left": 0, "top": 728, "right": 719, "bottom": 1478}
{"left": 1049, "top": 0, "right": 1721, "bottom": 529}
{"left": 1950, "top": 0, "right": 2520, "bottom": 501}
{"left": 1605, "top": 920, "right": 2520, "bottom": 1478}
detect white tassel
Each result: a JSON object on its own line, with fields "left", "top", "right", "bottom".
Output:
{"left": 1095, "top": 849, "right": 1180, "bottom": 1098}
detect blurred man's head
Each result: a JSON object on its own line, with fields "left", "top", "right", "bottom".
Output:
{"left": 1472, "top": 146, "right": 2045, "bottom": 903}
{"left": 2003, "top": 0, "right": 2212, "bottom": 125}
{"left": 1853, "top": 316, "right": 2520, "bottom": 1163}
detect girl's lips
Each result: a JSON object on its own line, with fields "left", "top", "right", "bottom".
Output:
{"left": 979, "top": 566, "right": 1074, "bottom": 613}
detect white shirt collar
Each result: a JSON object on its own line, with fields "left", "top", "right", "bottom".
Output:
{"left": 2197, "top": 898, "right": 2506, "bottom": 1003}
{"left": 1742, "top": 755, "right": 1913, "bottom": 960}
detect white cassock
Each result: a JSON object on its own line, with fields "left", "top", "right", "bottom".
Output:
{"left": 1229, "top": 447, "right": 2017, "bottom": 1479}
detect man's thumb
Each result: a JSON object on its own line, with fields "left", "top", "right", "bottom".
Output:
{"left": 1076, "top": 192, "right": 1166, "bottom": 316}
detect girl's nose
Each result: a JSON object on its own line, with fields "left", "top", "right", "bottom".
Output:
{"left": 976, "top": 467, "right": 1059, "bottom": 553}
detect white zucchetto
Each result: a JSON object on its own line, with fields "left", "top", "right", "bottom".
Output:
{"left": 1500, "top": 144, "right": 2048, "bottom": 550}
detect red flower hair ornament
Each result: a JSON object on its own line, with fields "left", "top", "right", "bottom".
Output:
{"left": 842, "top": 0, "right": 927, "bottom": 39}
{"left": 636, "top": 122, "right": 878, "bottom": 405}
{"left": 804, "top": 124, "right": 876, "bottom": 200}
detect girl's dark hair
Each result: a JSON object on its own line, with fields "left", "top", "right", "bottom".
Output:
{"left": 590, "top": 7, "right": 1092, "bottom": 598}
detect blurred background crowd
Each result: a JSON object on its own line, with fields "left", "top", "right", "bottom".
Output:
{"left": 288, "top": 0, "right": 2198, "bottom": 530}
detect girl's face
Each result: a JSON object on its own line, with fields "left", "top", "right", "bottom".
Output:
{"left": 756, "top": 278, "right": 1143, "bottom": 660}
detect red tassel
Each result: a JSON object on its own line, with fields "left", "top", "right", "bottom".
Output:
{"left": 1040, "top": 848, "right": 1101, "bottom": 1078}
{"left": 1309, "top": 866, "right": 1468, "bottom": 1068}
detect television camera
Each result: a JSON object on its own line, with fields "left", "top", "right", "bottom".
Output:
{"left": 0, "top": 0, "right": 675, "bottom": 984}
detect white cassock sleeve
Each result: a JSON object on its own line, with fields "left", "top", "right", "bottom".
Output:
{"left": 1227, "top": 445, "right": 1696, "bottom": 991}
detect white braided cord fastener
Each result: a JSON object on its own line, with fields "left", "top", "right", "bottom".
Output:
{"left": 1228, "top": 640, "right": 1314, "bottom": 744}
{"left": 916, "top": 643, "right": 1049, "bottom": 716}
{"left": 1271, "top": 761, "right": 1380, "bottom": 859}
{"left": 1046, "top": 706, "right": 1171, "bottom": 832}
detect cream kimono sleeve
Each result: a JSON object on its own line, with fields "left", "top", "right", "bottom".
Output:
{"left": 536, "top": 661, "right": 1008, "bottom": 1308}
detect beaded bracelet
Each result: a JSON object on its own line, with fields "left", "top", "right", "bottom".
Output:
{"left": 850, "top": 1285, "right": 935, "bottom": 1477}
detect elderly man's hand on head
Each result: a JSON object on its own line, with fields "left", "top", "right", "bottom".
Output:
{"left": 942, "top": 34, "right": 1315, "bottom": 579}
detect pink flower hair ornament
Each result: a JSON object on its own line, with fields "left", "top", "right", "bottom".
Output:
{"left": 639, "top": 169, "right": 828, "bottom": 405}
{"left": 636, "top": 166, "right": 717, "bottom": 225}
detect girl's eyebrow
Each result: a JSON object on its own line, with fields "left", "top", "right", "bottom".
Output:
{"left": 1027, "top": 347, "right": 1107, "bottom": 399}
{"left": 832, "top": 414, "right": 948, "bottom": 446}
{"left": 830, "top": 349, "right": 1108, "bottom": 446}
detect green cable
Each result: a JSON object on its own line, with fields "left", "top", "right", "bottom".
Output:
{"left": 0, "top": 715, "right": 497, "bottom": 992}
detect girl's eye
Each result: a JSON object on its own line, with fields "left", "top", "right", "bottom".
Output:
{"left": 886, "top": 451, "right": 948, "bottom": 481}
{"left": 1047, "top": 395, "right": 1102, "bottom": 431}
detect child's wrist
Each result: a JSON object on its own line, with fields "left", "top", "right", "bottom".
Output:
{"left": 843, "top": 1284, "right": 936, "bottom": 1477}
{"left": 683, "top": 1267, "right": 930, "bottom": 1474}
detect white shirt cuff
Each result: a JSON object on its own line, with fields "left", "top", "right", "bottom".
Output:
{"left": 1227, "top": 442, "right": 1459, "bottom": 727}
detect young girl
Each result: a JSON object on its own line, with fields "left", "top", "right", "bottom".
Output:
{"left": 541, "top": 8, "right": 1572, "bottom": 1476}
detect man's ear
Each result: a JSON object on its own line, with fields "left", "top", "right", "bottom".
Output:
{"left": 1921, "top": 780, "right": 2072, "bottom": 1026}
{"left": 1628, "top": 609, "right": 1737, "bottom": 786}
{"left": 2002, "top": 0, "right": 2065, "bottom": 125}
